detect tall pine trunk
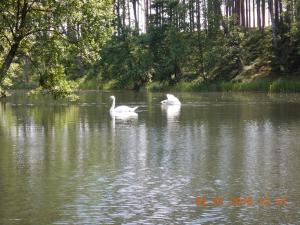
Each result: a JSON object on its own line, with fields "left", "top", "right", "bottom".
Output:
{"left": 257, "top": 0, "right": 261, "bottom": 29}
{"left": 241, "top": 0, "right": 245, "bottom": 27}
{"left": 253, "top": 0, "right": 256, "bottom": 27}
{"left": 268, "top": 0, "right": 277, "bottom": 47}
{"left": 262, "top": 0, "right": 265, "bottom": 28}
{"left": 132, "top": 0, "right": 139, "bottom": 33}
{"left": 144, "top": 0, "right": 148, "bottom": 32}
{"left": 246, "top": 0, "right": 249, "bottom": 28}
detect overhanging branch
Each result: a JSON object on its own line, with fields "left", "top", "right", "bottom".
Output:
{"left": 0, "top": 33, "right": 13, "bottom": 46}
{"left": 2, "top": 15, "right": 16, "bottom": 38}
{"left": 23, "top": 28, "right": 55, "bottom": 37}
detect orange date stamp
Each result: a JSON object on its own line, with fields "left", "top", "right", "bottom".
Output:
{"left": 195, "top": 195, "right": 286, "bottom": 207}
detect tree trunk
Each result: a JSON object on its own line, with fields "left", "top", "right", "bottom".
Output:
{"left": 160, "top": 2, "right": 163, "bottom": 26}
{"left": 253, "top": 0, "right": 255, "bottom": 27}
{"left": 257, "top": 0, "right": 261, "bottom": 29}
{"left": 122, "top": 0, "right": 126, "bottom": 28}
{"left": 236, "top": 0, "right": 241, "bottom": 26}
{"left": 203, "top": 0, "right": 208, "bottom": 32}
{"left": 268, "top": 0, "right": 277, "bottom": 47}
{"left": 23, "top": 55, "right": 31, "bottom": 83}
{"left": 144, "top": 0, "right": 148, "bottom": 32}
{"left": 115, "top": 0, "right": 122, "bottom": 35}
{"left": 248, "top": 0, "right": 251, "bottom": 27}
{"left": 132, "top": 0, "right": 139, "bottom": 33}
{"left": 0, "top": 39, "right": 21, "bottom": 83}
{"left": 262, "top": 0, "right": 265, "bottom": 28}
{"left": 0, "top": 1, "right": 28, "bottom": 83}
{"left": 181, "top": 0, "right": 185, "bottom": 30}
{"left": 246, "top": 0, "right": 249, "bottom": 28}
{"left": 295, "top": 0, "right": 300, "bottom": 29}
{"left": 279, "top": 0, "right": 283, "bottom": 26}
{"left": 196, "top": 0, "right": 201, "bottom": 31}
{"left": 274, "top": 0, "right": 279, "bottom": 29}
{"left": 241, "top": 0, "right": 245, "bottom": 27}
{"left": 127, "top": 0, "right": 131, "bottom": 29}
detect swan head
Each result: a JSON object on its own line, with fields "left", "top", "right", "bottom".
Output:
{"left": 110, "top": 96, "right": 115, "bottom": 100}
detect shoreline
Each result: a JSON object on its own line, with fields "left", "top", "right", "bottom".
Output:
{"left": 145, "top": 78, "right": 300, "bottom": 93}
{"left": 10, "top": 76, "right": 300, "bottom": 94}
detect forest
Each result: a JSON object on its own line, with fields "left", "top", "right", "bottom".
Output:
{"left": 0, "top": 0, "right": 300, "bottom": 99}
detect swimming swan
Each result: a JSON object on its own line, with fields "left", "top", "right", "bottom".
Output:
{"left": 161, "top": 94, "right": 181, "bottom": 105}
{"left": 110, "top": 110, "right": 138, "bottom": 120}
{"left": 110, "top": 96, "right": 138, "bottom": 113}
{"left": 161, "top": 104, "right": 181, "bottom": 118}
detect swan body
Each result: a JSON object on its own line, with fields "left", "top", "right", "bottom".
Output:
{"left": 161, "top": 94, "right": 181, "bottom": 105}
{"left": 110, "top": 96, "right": 138, "bottom": 113}
{"left": 161, "top": 104, "right": 181, "bottom": 118}
{"left": 110, "top": 111, "right": 138, "bottom": 120}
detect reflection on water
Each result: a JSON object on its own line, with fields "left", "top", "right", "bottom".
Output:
{"left": 0, "top": 91, "right": 300, "bottom": 224}
{"left": 161, "top": 104, "right": 181, "bottom": 120}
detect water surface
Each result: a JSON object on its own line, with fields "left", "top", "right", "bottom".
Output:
{"left": 0, "top": 91, "right": 300, "bottom": 224}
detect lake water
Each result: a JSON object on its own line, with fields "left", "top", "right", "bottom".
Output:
{"left": 0, "top": 91, "right": 300, "bottom": 224}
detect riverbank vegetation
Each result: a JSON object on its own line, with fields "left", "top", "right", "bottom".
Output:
{"left": 1, "top": 0, "right": 300, "bottom": 99}
{"left": 0, "top": 0, "right": 113, "bottom": 99}
{"left": 146, "top": 77, "right": 300, "bottom": 92}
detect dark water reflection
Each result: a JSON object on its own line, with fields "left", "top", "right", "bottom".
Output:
{"left": 0, "top": 91, "right": 300, "bottom": 224}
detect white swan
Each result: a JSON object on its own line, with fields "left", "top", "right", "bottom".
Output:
{"left": 110, "top": 110, "right": 138, "bottom": 121}
{"left": 161, "top": 94, "right": 181, "bottom": 105}
{"left": 110, "top": 96, "right": 138, "bottom": 113}
{"left": 161, "top": 104, "right": 181, "bottom": 118}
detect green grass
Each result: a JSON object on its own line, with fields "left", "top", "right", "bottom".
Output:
{"left": 11, "top": 82, "right": 38, "bottom": 90}
{"left": 77, "top": 78, "right": 100, "bottom": 90}
{"left": 269, "top": 79, "right": 300, "bottom": 92}
{"left": 146, "top": 78, "right": 300, "bottom": 93}
{"left": 11, "top": 77, "right": 300, "bottom": 93}
{"left": 77, "top": 78, "right": 124, "bottom": 90}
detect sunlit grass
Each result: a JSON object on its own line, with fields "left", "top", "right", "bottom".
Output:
{"left": 146, "top": 78, "right": 300, "bottom": 93}
{"left": 78, "top": 80, "right": 99, "bottom": 90}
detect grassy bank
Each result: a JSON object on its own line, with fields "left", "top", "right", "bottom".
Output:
{"left": 145, "top": 78, "right": 300, "bottom": 93}
{"left": 77, "top": 78, "right": 121, "bottom": 90}
{"left": 11, "top": 76, "right": 300, "bottom": 94}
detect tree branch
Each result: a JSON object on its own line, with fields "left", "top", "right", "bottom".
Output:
{"left": 29, "top": 7, "right": 53, "bottom": 12}
{"left": 0, "top": 33, "right": 13, "bottom": 46}
{"left": 24, "top": 53, "right": 43, "bottom": 78}
{"left": 28, "top": 0, "right": 40, "bottom": 11}
{"left": 15, "top": 0, "right": 21, "bottom": 32}
{"left": 18, "top": 0, "right": 29, "bottom": 36}
{"left": 23, "top": 28, "right": 55, "bottom": 37}
{"left": 2, "top": 15, "right": 16, "bottom": 38}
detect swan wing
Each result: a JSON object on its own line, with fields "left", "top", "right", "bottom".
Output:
{"left": 166, "top": 94, "right": 181, "bottom": 105}
{"left": 110, "top": 111, "right": 138, "bottom": 120}
{"left": 114, "top": 105, "right": 138, "bottom": 113}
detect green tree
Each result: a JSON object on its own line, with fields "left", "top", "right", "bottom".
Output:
{"left": 0, "top": 0, "right": 113, "bottom": 98}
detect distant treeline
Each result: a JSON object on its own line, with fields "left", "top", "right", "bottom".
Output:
{"left": 0, "top": 0, "right": 299, "bottom": 97}
{"left": 101, "top": 0, "right": 300, "bottom": 89}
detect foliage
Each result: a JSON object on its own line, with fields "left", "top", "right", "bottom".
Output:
{"left": 99, "top": 34, "right": 154, "bottom": 90}
{"left": 36, "top": 64, "right": 79, "bottom": 101}
{"left": 98, "top": 0, "right": 300, "bottom": 91}
{"left": 0, "top": 0, "right": 113, "bottom": 99}
{"left": 147, "top": 78, "right": 300, "bottom": 93}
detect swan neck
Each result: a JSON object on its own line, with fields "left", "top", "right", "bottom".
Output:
{"left": 110, "top": 98, "right": 115, "bottom": 111}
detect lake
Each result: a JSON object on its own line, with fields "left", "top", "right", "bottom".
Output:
{"left": 0, "top": 91, "right": 300, "bottom": 224}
